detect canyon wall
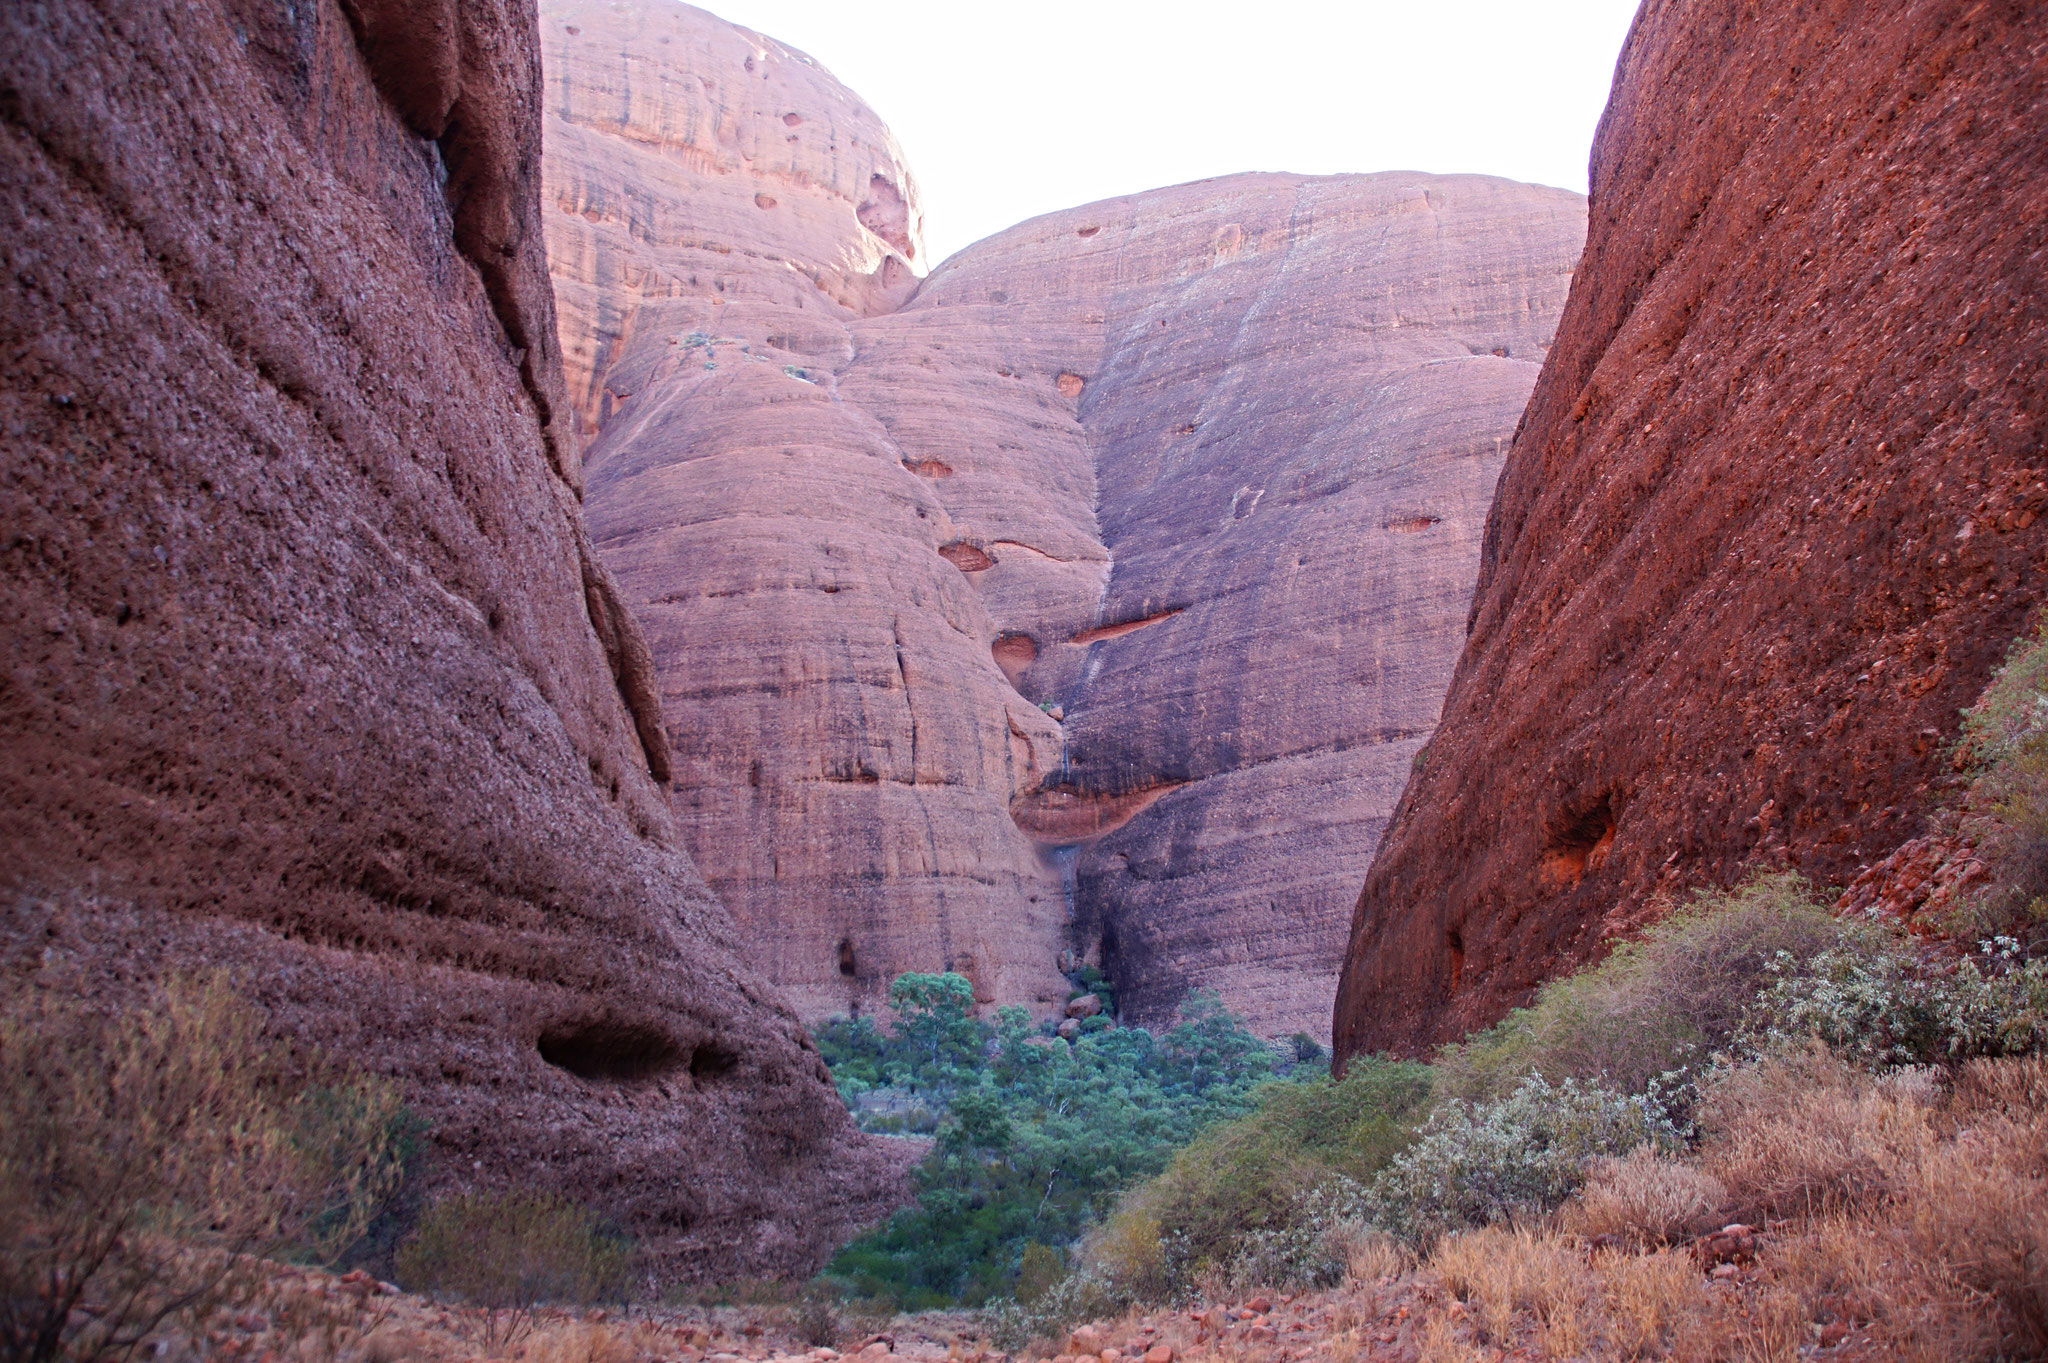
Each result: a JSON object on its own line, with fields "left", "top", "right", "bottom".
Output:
{"left": 1335, "top": 0, "right": 2048, "bottom": 1059}
{"left": 0, "top": 0, "right": 901, "bottom": 1277}
{"left": 544, "top": 1, "right": 1586, "bottom": 1037}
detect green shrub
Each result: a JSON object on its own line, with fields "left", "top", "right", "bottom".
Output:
{"left": 1956, "top": 615, "right": 2048, "bottom": 947}
{"left": 1205, "top": 1177, "right": 1376, "bottom": 1292}
{"left": 395, "top": 1189, "right": 629, "bottom": 1343}
{"left": 823, "top": 989, "right": 1275, "bottom": 1306}
{"left": 1739, "top": 937, "right": 2048, "bottom": 1065}
{"left": 1066, "top": 963, "right": 1117, "bottom": 1017}
{"left": 1105, "top": 1056, "right": 1431, "bottom": 1284}
{"left": 0, "top": 973, "right": 410, "bottom": 1363}
{"left": 1365, "top": 1072, "right": 1683, "bottom": 1248}
{"left": 983, "top": 1262, "right": 1129, "bottom": 1352}
{"left": 1438, "top": 873, "right": 1873, "bottom": 1104}
{"left": 813, "top": 972, "right": 989, "bottom": 1118}
{"left": 1014, "top": 1243, "right": 1067, "bottom": 1305}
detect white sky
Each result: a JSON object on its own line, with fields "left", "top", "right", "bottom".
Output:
{"left": 694, "top": 0, "right": 1646, "bottom": 267}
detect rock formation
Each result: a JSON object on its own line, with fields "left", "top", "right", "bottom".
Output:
{"left": 0, "top": 0, "right": 902, "bottom": 1277}
{"left": 1334, "top": 0, "right": 2048, "bottom": 1060}
{"left": 544, "top": 1, "right": 1586, "bottom": 1037}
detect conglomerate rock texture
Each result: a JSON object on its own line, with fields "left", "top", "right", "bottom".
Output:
{"left": 0, "top": 0, "right": 903, "bottom": 1278}
{"left": 545, "top": 1, "right": 1585, "bottom": 1037}
{"left": 1335, "top": 0, "right": 2048, "bottom": 1060}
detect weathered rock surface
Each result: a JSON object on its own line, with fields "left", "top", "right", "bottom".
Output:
{"left": 1335, "top": 0, "right": 2048, "bottom": 1060}
{"left": 0, "top": 0, "right": 903, "bottom": 1277}
{"left": 546, "top": 1, "right": 1585, "bottom": 1037}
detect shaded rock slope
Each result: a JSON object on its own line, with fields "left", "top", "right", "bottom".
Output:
{"left": 1335, "top": 0, "right": 2048, "bottom": 1060}
{"left": 544, "top": 1, "right": 1586, "bottom": 1037}
{"left": 0, "top": 0, "right": 902, "bottom": 1277}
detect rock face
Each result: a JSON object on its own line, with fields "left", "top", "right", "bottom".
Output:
{"left": 1334, "top": 0, "right": 2048, "bottom": 1060}
{"left": 545, "top": 1, "right": 1585, "bottom": 1037}
{"left": 0, "top": 0, "right": 902, "bottom": 1277}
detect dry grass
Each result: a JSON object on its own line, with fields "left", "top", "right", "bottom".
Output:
{"left": 1188, "top": 1051, "right": 2044, "bottom": 1360}
{"left": 1589, "top": 1246, "right": 1699, "bottom": 1356}
{"left": 510, "top": 1319, "right": 648, "bottom": 1363}
{"left": 1699, "top": 1048, "right": 1938, "bottom": 1221}
{"left": 1567, "top": 1147, "right": 1728, "bottom": 1245}
{"left": 1340, "top": 1231, "right": 1411, "bottom": 1286}
{"left": 1430, "top": 1226, "right": 1589, "bottom": 1352}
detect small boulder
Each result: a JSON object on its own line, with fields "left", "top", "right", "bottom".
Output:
{"left": 1144, "top": 1348, "right": 1173, "bottom": 1363}
{"left": 1069, "top": 1327, "right": 1103, "bottom": 1355}
{"left": 1056, "top": 1018, "right": 1082, "bottom": 1041}
{"left": 1066, "top": 993, "right": 1102, "bottom": 1019}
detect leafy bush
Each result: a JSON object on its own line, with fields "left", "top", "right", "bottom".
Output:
{"left": 1437, "top": 873, "right": 1869, "bottom": 1105}
{"left": 982, "top": 1261, "right": 1130, "bottom": 1353}
{"left": 1014, "top": 1243, "right": 1067, "bottom": 1305}
{"left": 0, "top": 973, "right": 410, "bottom": 1363}
{"left": 1067, "top": 963, "right": 1117, "bottom": 1017}
{"left": 1738, "top": 935, "right": 2048, "bottom": 1065}
{"left": 1958, "top": 613, "right": 2048, "bottom": 945}
{"left": 1205, "top": 1178, "right": 1375, "bottom": 1292}
{"left": 395, "top": 1190, "right": 630, "bottom": 1344}
{"left": 1100, "top": 1056, "right": 1432, "bottom": 1289}
{"left": 822, "top": 984, "right": 1276, "bottom": 1306}
{"left": 814, "top": 972, "right": 988, "bottom": 1118}
{"left": 1364, "top": 1072, "right": 1683, "bottom": 1247}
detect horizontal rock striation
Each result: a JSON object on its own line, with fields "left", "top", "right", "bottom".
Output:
{"left": 1335, "top": 0, "right": 2048, "bottom": 1060}
{"left": 548, "top": 2, "right": 1585, "bottom": 1038}
{"left": 0, "top": 0, "right": 903, "bottom": 1278}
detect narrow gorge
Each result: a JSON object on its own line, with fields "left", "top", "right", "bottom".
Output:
{"left": 17, "top": 0, "right": 2040, "bottom": 1321}
{"left": 543, "top": 0, "right": 1587, "bottom": 1039}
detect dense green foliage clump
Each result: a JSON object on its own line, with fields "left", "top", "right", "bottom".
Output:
{"left": 819, "top": 975, "right": 1283, "bottom": 1306}
{"left": 816, "top": 973, "right": 991, "bottom": 1130}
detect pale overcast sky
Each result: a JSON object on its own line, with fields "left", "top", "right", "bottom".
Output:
{"left": 694, "top": 0, "right": 1645, "bottom": 266}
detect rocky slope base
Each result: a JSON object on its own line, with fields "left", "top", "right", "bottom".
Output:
{"left": 1336, "top": 0, "right": 2048, "bottom": 1058}
{"left": 0, "top": 0, "right": 901, "bottom": 1277}
{"left": 543, "top": 0, "right": 1586, "bottom": 1038}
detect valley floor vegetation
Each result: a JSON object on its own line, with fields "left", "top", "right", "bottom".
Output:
{"left": 4, "top": 622, "right": 2044, "bottom": 1362}
{"left": 813, "top": 970, "right": 1322, "bottom": 1306}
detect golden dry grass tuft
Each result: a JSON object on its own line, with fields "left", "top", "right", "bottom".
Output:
{"left": 1566, "top": 1147, "right": 1727, "bottom": 1245}
{"left": 1699, "top": 1048, "right": 1938, "bottom": 1221}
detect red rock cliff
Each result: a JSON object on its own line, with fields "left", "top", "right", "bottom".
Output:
{"left": 543, "top": 2, "right": 1585, "bottom": 1038}
{"left": 1335, "top": 0, "right": 2048, "bottom": 1061}
{"left": 0, "top": 0, "right": 902, "bottom": 1277}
